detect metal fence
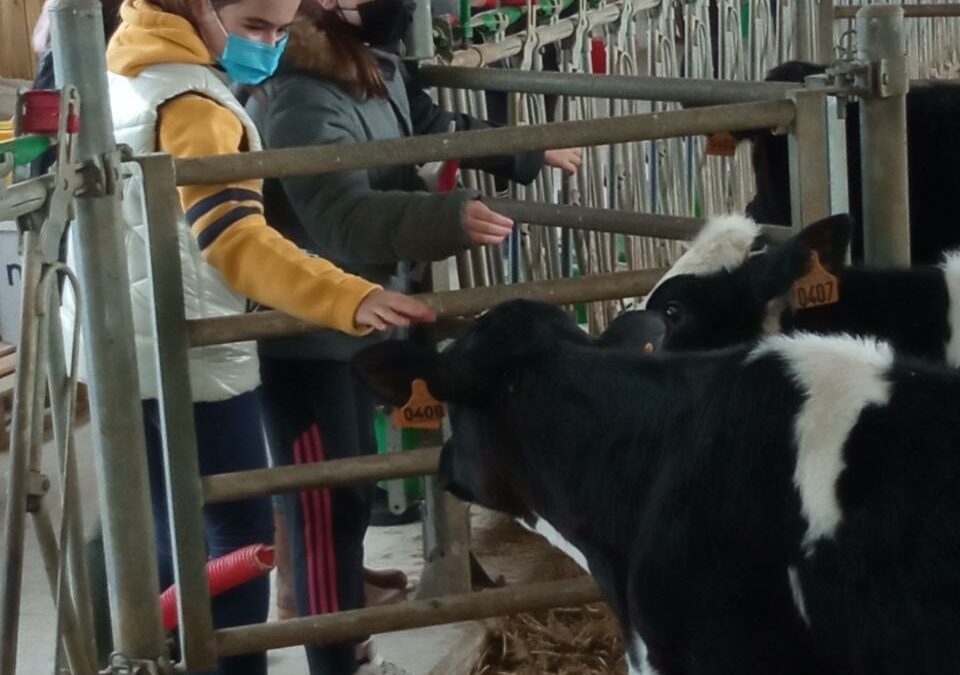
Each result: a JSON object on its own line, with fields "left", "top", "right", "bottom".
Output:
{"left": 0, "top": 2, "right": 933, "bottom": 674}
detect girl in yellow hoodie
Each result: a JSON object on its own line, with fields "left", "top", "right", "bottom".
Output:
{"left": 98, "top": 2, "right": 434, "bottom": 673}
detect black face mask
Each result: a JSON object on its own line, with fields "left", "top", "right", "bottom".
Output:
{"left": 353, "top": 0, "right": 415, "bottom": 46}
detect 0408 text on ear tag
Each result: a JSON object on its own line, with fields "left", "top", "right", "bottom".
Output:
{"left": 393, "top": 379, "right": 445, "bottom": 430}
{"left": 792, "top": 251, "right": 839, "bottom": 310}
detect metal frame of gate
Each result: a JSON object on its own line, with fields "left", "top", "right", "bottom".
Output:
{"left": 0, "top": 2, "right": 932, "bottom": 673}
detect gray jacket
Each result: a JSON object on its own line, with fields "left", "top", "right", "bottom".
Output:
{"left": 246, "top": 19, "right": 544, "bottom": 360}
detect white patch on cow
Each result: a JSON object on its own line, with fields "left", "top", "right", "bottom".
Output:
{"left": 627, "top": 634, "right": 660, "bottom": 675}
{"left": 640, "top": 214, "right": 761, "bottom": 307}
{"left": 750, "top": 333, "right": 893, "bottom": 549}
{"left": 940, "top": 252, "right": 960, "bottom": 367}
{"left": 762, "top": 297, "right": 788, "bottom": 335}
{"left": 787, "top": 566, "right": 810, "bottom": 626}
{"left": 516, "top": 514, "right": 590, "bottom": 572}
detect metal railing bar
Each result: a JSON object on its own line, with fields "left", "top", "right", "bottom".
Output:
{"left": 188, "top": 267, "right": 666, "bottom": 348}
{"left": 834, "top": 4, "right": 960, "bottom": 19}
{"left": 418, "top": 65, "right": 802, "bottom": 105}
{"left": 216, "top": 576, "right": 603, "bottom": 656}
{"left": 173, "top": 101, "right": 796, "bottom": 186}
{"left": 490, "top": 199, "right": 793, "bottom": 243}
{"left": 204, "top": 447, "right": 442, "bottom": 504}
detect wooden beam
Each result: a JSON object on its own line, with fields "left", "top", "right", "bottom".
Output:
{"left": 0, "top": 0, "right": 35, "bottom": 80}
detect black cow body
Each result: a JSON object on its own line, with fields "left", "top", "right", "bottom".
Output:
{"left": 644, "top": 213, "right": 960, "bottom": 365}
{"left": 355, "top": 300, "right": 960, "bottom": 675}
{"left": 741, "top": 61, "right": 960, "bottom": 265}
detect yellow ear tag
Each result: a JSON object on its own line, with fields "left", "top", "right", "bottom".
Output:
{"left": 792, "top": 251, "right": 840, "bottom": 310}
{"left": 393, "top": 379, "right": 445, "bottom": 430}
{"left": 705, "top": 132, "right": 738, "bottom": 157}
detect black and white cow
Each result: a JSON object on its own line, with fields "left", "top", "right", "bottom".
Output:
{"left": 354, "top": 299, "right": 960, "bottom": 675}
{"left": 643, "top": 213, "right": 960, "bottom": 365}
{"left": 737, "top": 61, "right": 960, "bottom": 265}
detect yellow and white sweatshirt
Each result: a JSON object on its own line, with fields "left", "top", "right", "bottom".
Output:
{"left": 63, "top": 0, "right": 379, "bottom": 402}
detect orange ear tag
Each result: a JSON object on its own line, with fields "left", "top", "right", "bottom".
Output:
{"left": 792, "top": 251, "right": 840, "bottom": 310}
{"left": 705, "top": 132, "right": 738, "bottom": 157}
{"left": 393, "top": 379, "right": 446, "bottom": 430}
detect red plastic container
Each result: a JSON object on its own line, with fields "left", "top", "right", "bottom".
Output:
{"left": 591, "top": 37, "right": 607, "bottom": 74}
{"left": 437, "top": 159, "right": 460, "bottom": 192}
{"left": 160, "top": 544, "right": 276, "bottom": 632}
{"left": 20, "top": 91, "right": 80, "bottom": 135}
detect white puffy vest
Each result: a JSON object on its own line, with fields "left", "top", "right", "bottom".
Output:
{"left": 62, "top": 63, "right": 260, "bottom": 402}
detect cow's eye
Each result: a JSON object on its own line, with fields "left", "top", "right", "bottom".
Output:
{"left": 664, "top": 302, "right": 684, "bottom": 324}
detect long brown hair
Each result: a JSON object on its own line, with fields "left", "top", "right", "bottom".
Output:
{"left": 292, "top": 1, "right": 387, "bottom": 100}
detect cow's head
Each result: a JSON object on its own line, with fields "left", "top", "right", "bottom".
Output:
{"left": 727, "top": 61, "right": 831, "bottom": 227}
{"left": 353, "top": 300, "right": 583, "bottom": 517}
{"left": 643, "top": 213, "right": 852, "bottom": 351}
{"left": 353, "top": 300, "right": 667, "bottom": 515}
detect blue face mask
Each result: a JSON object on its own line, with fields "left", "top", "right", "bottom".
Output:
{"left": 219, "top": 32, "right": 288, "bottom": 85}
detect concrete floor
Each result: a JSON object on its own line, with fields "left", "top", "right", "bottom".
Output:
{"left": 0, "top": 422, "right": 486, "bottom": 674}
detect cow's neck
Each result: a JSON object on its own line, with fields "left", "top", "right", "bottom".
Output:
{"left": 509, "top": 351, "right": 705, "bottom": 554}
{"left": 786, "top": 265, "right": 950, "bottom": 364}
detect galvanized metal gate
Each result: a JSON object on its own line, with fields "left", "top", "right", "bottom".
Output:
{"left": 0, "top": 2, "right": 949, "bottom": 673}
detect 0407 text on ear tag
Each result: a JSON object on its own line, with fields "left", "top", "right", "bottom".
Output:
{"left": 792, "top": 251, "right": 839, "bottom": 310}
{"left": 393, "top": 379, "right": 445, "bottom": 430}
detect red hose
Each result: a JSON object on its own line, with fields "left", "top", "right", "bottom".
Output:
{"left": 160, "top": 544, "right": 276, "bottom": 632}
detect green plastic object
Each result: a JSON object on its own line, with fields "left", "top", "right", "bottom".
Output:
{"left": 0, "top": 135, "right": 53, "bottom": 168}
{"left": 374, "top": 413, "right": 424, "bottom": 500}
{"left": 460, "top": 0, "right": 474, "bottom": 41}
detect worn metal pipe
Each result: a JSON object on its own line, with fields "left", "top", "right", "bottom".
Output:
{"left": 174, "top": 100, "right": 796, "bottom": 186}
{"left": 0, "top": 230, "right": 46, "bottom": 675}
{"left": 489, "top": 199, "right": 793, "bottom": 243}
{"left": 216, "top": 576, "right": 603, "bottom": 656}
{"left": 0, "top": 176, "right": 52, "bottom": 222}
{"left": 835, "top": 4, "right": 960, "bottom": 19}
{"left": 31, "top": 502, "right": 96, "bottom": 674}
{"left": 51, "top": 0, "right": 168, "bottom": 661}
{"left": 204, "top": 447, "right": 442, "bottom": 504}
{"left": 818, "top": 0, "right": 834, "bottom": 63}
{"left": 857, "top": 5, "right": 911, "bottom": 266}
{"left": 189, "top": 267, "right": 665, "bottom": 347}
{"left": 448, "top": 3, "right": 627, "bottom": 67}
{"left": 138, "top": 155, "right": 218, "bottom": 669}
{"left": 417, "top": 66, "right": 799, "bottom": 106}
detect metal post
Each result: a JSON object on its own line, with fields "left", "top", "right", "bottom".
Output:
{"left": 817, "top": 0, "right": 834, "bottom": 63}
{"left": 417, "top": 418, "right": 471, "bottom": 599}
{"left": 857, "top": 5, "right": 911, "bottom": 266}
{"left": 406, "top": 0, "right": 435, "bottom": 60}
{"left": 0, "top": 230, "right": 46, "bottom": 675}
{"left": 137, "top": 154, "right": 218, "bottom": 670}
{"left": 51, "top": 0, "right": 168, "bottom": 662}
{"left": 795, "top": 0, "right": 814, "bottom": 62}
{"left": 45, "top": 283, "right": 99, "bottom": 672}
{"left": 788, "top": 87, "right": 833, "bottom": 228}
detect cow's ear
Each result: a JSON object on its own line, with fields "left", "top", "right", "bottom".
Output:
{"left": 752, "top": 213, "right": 852, "bottom": 301}
{"left": 795, "top": 213, "right": 852, "bottom": 275}
{"left": 352, "top": 341, "right": 442, "bottom": 407}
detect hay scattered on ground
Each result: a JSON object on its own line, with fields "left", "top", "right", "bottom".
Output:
{"left": 473, "top": 603, "right": 627, "bottom": 675}
{"left": 470, "top": 512, "right": 626, "bottom": 675}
